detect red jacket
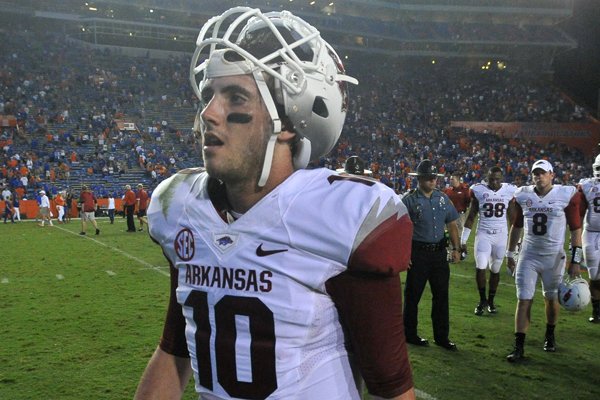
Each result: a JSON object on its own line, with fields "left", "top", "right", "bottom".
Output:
{"left": 124, "top": 189, "right": 136, "bottom": 206}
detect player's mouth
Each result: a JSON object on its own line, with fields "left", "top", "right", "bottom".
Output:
{"left": 203, "top": 133, "right": 224, "bottom": 148}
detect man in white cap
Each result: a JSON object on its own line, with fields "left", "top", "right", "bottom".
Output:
{"left": 505, "top": 159, "right": 583, "bottom": 362}
{"left": 38, "top": 190, "right": 53, "bottom": 227}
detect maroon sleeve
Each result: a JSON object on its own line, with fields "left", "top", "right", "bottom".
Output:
{"left": 326, "top": 271, "right": 413, "bottom": 398}
{"left": 158, "top": 259, "right": 190, "bottom": 358}
{"left": 348, "top": 212, "right": 413, "bottom": 275}
{"left": 577, "top": 186, "right": 588, "bottom": 218}
{"left": 565, "top": 191, "right": 583, "bottom": 231}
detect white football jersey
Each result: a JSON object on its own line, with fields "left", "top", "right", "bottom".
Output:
{"left": 471, "top": 182, "right": 517, "bottom": 233}
{"left": 147, "top": 168, "right": 412, "bottom": 399}
{"left": 514, "top": 185, "right": 577, "bottom": 255}
{"left": 578, "top": 178, "right": 600, "bottom": 232}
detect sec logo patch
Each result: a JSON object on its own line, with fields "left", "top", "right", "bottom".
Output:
{"left": 175, "top": 228, "right": 195, "bottom": 261}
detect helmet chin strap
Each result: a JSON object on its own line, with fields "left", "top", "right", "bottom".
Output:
{"left": 253, "top": 70, "right": 282, "bottom": 187}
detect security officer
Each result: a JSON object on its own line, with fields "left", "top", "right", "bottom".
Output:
{"left": 402, "top": 159, "right": 461, "bottom": 351}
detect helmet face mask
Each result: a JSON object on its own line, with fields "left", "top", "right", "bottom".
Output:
{"left": 558, "top": 276, "right": 591, "bottom": 312}
{"left": 190, "top": 7, "right": 357, "bottom": 186}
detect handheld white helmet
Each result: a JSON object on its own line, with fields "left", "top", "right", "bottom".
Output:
{"left": 593, "top": 154, "right": 600, "bottom": 179}
{"left": 190, "top": 7, "right": 358, "bottom": 186}
{"left": 558, "top": 276, "right": 591, "bottom": 312}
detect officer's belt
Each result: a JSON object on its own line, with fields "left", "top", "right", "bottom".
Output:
{"left": 412, "top": 240, "right": 445, "bottom": 252}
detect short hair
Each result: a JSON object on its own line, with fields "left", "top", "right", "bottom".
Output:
{"left": 488, "top": 166, "right": 503, "bottom": 175}
{"left": 137, "top": 184, "right": 143, "bottom": 188}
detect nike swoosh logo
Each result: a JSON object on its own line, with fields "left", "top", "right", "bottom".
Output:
{"left": 256, "top": 244, "right": 288, "bottom": 257}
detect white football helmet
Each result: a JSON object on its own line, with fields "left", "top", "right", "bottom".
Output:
{"left": 593, "top": 154, "right": 600, "bottom": 179}
{"left": 190, "top": 7, "right": 358, "bottom": 186}
{"left": 558, "top": 276, "right": 591, "bottom": 312}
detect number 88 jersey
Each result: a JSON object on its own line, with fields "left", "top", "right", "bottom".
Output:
{"left": 470, "top": 182, "right": 517, "bottom": 233}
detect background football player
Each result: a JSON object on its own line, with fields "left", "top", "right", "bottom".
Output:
{"left": 505, "top": 159, "right": 582, "bottom": 362}
{"left": 577, "top": 154, "right": 600, "bottom": 323}
{"left": 461, "top": 166, "right": 517, "bottom": 315}
{"left": 134, "top": 7, "right": 415, "bottom": 400}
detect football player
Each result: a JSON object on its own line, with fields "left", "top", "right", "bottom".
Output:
{"left": 461, "top": 166, "right": 517, "bottom": 315}
{"left": 577, "top": 154, "right": 600, "bottom": 323}
{"left": 134, "top": 7, "right": 415, "bottom": 400}
{"left": 505, "top": 159, "right": 582, "bottom": 362}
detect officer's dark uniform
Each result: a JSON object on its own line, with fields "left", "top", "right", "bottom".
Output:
{"left": 402, "top": 161, "right": 459, "bottom": 349}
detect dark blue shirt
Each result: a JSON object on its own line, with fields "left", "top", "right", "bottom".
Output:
{"left": 402, "top": 188, "right": 459, "bottom": 243}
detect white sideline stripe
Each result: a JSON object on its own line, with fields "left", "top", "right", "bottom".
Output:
{"left": 56, "top": 274, "right": 64, "bottom": 280}
{"left": 452, "top": 272, "right": 515, "bottom": 287}
{"left": 1, "top": 277, "right": 8, "bottom": 284}
{"left": 106, "top": 270, "right": 116, "bottom": 276}
{"left": 415, "top": 388, "right": 438, "bottom": 400}
{"left": 53, "top": 225, "right": 169, "bottom": 277}
{"left": 452, "top": 270, "right": 546, "bottom": 296}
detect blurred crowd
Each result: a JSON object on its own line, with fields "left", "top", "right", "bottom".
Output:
{"left": 0, "top": 27, "right": 596, "bottom": 203}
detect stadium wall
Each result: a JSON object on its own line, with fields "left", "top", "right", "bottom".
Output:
{"left": 66, "top": 37, "right": 191, "bottom": 59}
{"left": 1, "top": 199, "right": 125, "bottom": 220}
{"left": 450, "top": 121, "right": 600, "bottom": 156}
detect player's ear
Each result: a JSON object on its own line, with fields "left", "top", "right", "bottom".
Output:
{"left": 277, "top": 130, "right": 296, "bottom": 143}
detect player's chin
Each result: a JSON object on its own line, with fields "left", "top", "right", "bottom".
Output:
{"left": 203, "top": 160, "right": 228, "bottom": 180}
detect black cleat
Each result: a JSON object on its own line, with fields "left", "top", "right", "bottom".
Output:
{"left": 506, "top": 346, "right": 524, "bottom": 362}
{"left": 434, "top": 340, "right": 458, "bottom": 351}
{"left": 406, "top": 336, "right": 429, "bottom": 346}
{"left": 95, "top": 228, "right": 100, "bottom": 235}
{"left": 543, "top": 335, "right": 556, "bottom": 352}
{"left": 79, "top": 232, "right": 86, "bottom": 235}
{"left": 589, "top": 315, "right": 600, "bottom": 323}
{"left": 474, "top": 301, "right": 487, "bottom": 316}
{"left": 487, "top": 303, "right": 497, "bottom": 314}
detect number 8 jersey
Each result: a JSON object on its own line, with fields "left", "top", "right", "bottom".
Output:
{"left": 513, "top": 185, "right": 579, "bottom": 255}
{"left": 147, "top": 168, "right": 413, "bottom": 400}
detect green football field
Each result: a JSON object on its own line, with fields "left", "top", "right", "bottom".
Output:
{"left": 1, "top": 218, "right": 599, "bottom": 399}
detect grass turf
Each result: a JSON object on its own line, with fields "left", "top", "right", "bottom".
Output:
{"left": 1, "top": 218, "right": 599, "bottom": 399}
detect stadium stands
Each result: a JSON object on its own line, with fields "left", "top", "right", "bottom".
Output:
{"left": 0, "top": 26, "right": 597, "bottom": 203}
